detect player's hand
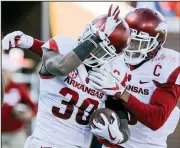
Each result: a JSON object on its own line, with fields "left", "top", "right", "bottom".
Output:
{"left": 2, "top": 31, "right": 34, "bottom": 50}
{"left": 88, "top": 68, "right": 126, "bottom": 96}
{"left": 90, "top": 4, "right": 122, "bottom": 41}
{"left": 104, "top": 4, "right": 122, "bottom": 36}
{"left": 91, "top": 113, "right": 124, "bottom": 145}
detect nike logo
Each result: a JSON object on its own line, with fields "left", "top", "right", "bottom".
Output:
{"left": 104, "top": 84, "right": 119, "bottom": 90}
{"left": 108, "top": 125, "right": 116, "bottom": 140}
{"left": 139, "top": 80, "right": 149, "bottom": 84}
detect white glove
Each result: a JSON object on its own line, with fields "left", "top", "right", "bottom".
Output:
{"left": 90, "top": 4, "right": 122, "bottom": 41}
{"left": 2, "top": 31, "right": 34, "bottom": 50}
{"left": 104, "top": 4, "right": 122, "bottom": 36}
{"left": 88, "top": 68, "right": 126, "bottom": 96}
{"left": 91, "top": 113, "right": 124, "bottom": 145}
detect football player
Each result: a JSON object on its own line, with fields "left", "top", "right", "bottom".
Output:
{"left": 2, "top": 5, "right": 132, "bottom": 148}
{"left": 88, "top": 8, "right": 180, "bottom": 148}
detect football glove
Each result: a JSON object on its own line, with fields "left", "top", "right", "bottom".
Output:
{"left": 89, "top": 4, "right": 122, "bottom": 41}
{"left": 104, "top": 4, "right": 122, "bottom": 36}
{"left": 91, "top": 113, "right": 124, "bottom": 145}
{"left": 88, "top": 68, "right": 126, "bottom": 96}
{"left": 2, "top": 31, "right": 34, "bottom": 50}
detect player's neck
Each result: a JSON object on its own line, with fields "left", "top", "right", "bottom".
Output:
{"left": 84, "top": 65, "right": 92, "bottom": 72}
{"left": 127, "top": 58, "right": 149, "bottom": 71}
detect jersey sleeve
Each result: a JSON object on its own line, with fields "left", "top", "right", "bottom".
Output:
{"left": 167, "top": 66, "right": 180, "bottom": 85}
{"left": 175, "top": 74, "right": 180, "bottom": 85}
{"left": 41, "top": 36, "right": 75, "bottom": 55}
{"left": 29, "top": 39, "right": 44, "bottom": 57}
{"left": 126, "top": 84, "right": 180, "bottom": 130}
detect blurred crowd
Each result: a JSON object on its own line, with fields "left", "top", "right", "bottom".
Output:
{"left": 1, "top": 1, "right": 180, "bottom": 148}
{"left": 1, "top": 52, "right": 38, "bottom": 148}
{"left": 130, "top": 1, "right": 180, "bottom": 17}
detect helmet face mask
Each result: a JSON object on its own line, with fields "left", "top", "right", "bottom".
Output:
{"left": 123, "top": 29, "right": 159, "bottom": 65}
{"left": 85, "top": 43, "right": 117, "bottom": 67}
{"left": 76, "top": 24, "right": 118, "bottom": 67}
{"left": 75, "top": 14, "right": 131, "bottom": 68}
{"left": 124, "top": 8, "right": 167, "bottom": 66}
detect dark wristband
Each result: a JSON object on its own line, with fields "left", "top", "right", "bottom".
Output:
{"left": 73, "top": 35, "right": 102, "bottom": 61}
{"left": 120, "top": 130, "right": 129, "bottom": 144}
{"left": 115, "top": 110, "right": 129, "bottom": 120}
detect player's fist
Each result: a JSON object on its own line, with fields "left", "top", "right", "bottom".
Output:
{"left": 2, "top": 31, "right": 34, "bottom": 50}
{"left": 90, "top": 109, "right": 124, "bottom": 145}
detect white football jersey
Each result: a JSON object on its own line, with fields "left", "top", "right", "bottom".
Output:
{"left": 121, "top": 48, "right": 180, "bottom": 148}
{"left": 32, "top": 36, "right": 127, "bottom": 147}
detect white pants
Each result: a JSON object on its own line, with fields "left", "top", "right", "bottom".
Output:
{"left": 24, "top": 135, "right": 83, "bottom": 148}
{"left": 2, "top": 129, "right": 27, "bottom": 148}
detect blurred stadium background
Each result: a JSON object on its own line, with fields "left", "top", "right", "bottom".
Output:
{"left": 1, "top": 1, "right": 180, "bottom": 148}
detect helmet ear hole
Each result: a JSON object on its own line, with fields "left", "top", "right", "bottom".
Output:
{"left": 155, "top": 13, "right": 157, "bottom": 15}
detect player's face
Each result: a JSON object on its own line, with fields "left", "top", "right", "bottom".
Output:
{"left": 125, "top": 39, "right": 149, "bottom": 58}
{"left": 123, "top": 29, "right": 159, "bottom": 66}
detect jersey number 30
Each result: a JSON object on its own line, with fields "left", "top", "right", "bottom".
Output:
{"left": 52, "top": 87, "right": 99, "bottom": 125}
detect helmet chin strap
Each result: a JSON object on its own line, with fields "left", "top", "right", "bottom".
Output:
{"left": 83, "top": 58, "right": 104, "bottom": 68}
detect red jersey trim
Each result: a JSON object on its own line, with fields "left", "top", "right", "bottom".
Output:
{"left": 40, "top": 75, "right": 55, "bottom": 79}
{"left": 30, "top": 39, "right": 44, "bottom": 57}
{"left": 167, "top": 66, "right": 180, "bottom": 84}
{"left": 49, "top": 39, "right": 59, "bottom": 53}
{"left": 121, "top": 74, "right": 128, "bottom": 87}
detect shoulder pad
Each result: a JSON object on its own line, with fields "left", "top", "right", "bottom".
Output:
{"left": 41, "top": 36, "right": 75, "bottom": 55}
{"left": 152, "top": 48, "right": 180, "bottom": 85}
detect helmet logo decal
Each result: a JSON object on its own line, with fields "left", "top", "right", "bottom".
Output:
{"left": 155, "top": 22, "right": 167, "bottom": 33}
{"left": 68, "top": 70, "right": 78, "bottom": 79}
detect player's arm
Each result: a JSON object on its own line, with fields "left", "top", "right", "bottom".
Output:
{"left": 88, "top": 64, "right": 180, "bottom": 131}
{"left": 119, "top": 81, "right": 180, "bottom": 130}
{"left": 117, "top": 66, "right": 180, "bottom": 130}
{"left": 42, "top": 35, "right": 102, "bottom": 76}
{"left": 2, "top": 31, "right": 44, "bottom": 57}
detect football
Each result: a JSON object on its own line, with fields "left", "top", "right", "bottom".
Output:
{"left": 89, "top": 108, "right": 120, "bottom": 129}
